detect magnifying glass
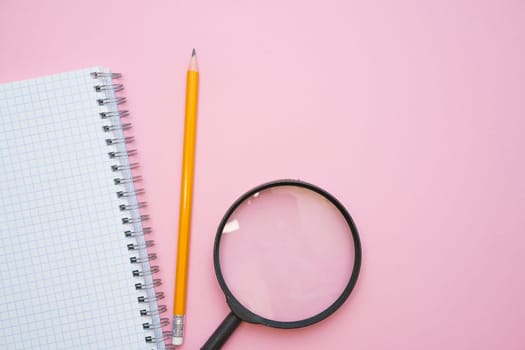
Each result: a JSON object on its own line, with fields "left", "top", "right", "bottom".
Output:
{"left": 201, "top": 179, "right": 362, "bottom": 350}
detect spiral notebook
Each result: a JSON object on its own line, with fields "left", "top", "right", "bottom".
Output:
{"left": 0, "top": 68, "right": 169, "bottom": 349}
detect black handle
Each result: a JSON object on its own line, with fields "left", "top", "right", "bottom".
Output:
{"left": 201, "top": 312, "right": 242, "bottom": 350}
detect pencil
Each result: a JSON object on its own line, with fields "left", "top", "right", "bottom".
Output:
{"left": 172, "top": 48, "right": 199, "bottom": 346}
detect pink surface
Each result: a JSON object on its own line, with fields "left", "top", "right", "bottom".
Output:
{"left": 1, "top": 0, "right": 524, "bottom": 349}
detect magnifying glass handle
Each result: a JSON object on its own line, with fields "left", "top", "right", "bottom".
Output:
{"left": 201, "top": 312, "right": 242, "bottom": 350}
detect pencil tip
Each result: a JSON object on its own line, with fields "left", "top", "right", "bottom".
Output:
{"left": 192, "top": 48, "right": 196, "bottom": 57}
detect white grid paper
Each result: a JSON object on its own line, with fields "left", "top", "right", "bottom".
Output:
{"left": 0, "top": 68, "right": 164, "bottom": 349}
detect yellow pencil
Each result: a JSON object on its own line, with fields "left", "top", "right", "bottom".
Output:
{"left": 172, "top": 49, "right": 199, "bottom": 346}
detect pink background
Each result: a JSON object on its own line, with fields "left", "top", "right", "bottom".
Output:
{"left": 1, "top": 0, "right": 524, "bottom": 349}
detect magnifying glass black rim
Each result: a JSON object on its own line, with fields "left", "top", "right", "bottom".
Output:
{"left": 213, "top": 179, "right": 362, "bottom": 329}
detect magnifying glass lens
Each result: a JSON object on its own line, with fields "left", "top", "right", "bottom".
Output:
{"left": 219, "top": 185, "right": 356, "bottom": 322}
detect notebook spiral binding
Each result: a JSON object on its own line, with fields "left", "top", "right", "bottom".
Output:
{"left": 92, "top": 71, "right": 173, "bottom": 350}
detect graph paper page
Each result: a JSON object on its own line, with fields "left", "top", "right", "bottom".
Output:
{"left": 0, "top": 68, "right": 161, "bottom": 349}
